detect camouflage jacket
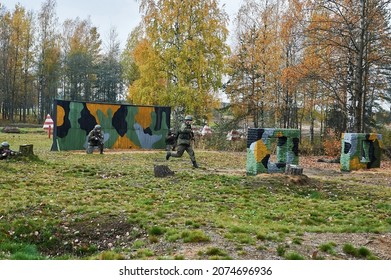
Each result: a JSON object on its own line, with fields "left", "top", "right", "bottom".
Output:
{"left": 0, "top": 147, "right": 17, "bottom": 159}
{"left": 165, "top": 132, "right": 177, "bottom": 145}
{"left": 176, "top": 122, "right": 194, "bottom": 146}
{"left": 88, "top": 129, "right": 104, "bottom": 145}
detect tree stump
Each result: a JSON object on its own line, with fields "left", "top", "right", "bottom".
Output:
{"left": 154, "top": 165, "right": 175, "bottom": 177}
{"left": 285, "top": 164, "right": 303, "bottom": 175}
{"left": 19, "top": 144, "right": 34, "bottom": 156}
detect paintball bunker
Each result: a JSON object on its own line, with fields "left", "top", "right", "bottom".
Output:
{"left": 246, "top": 128, "right": 300, "bottom": 175}
{"left": 51, "top": 100, "right": 171, "bottom": 151}
{"left": 340, "top": 133, "right": 383, "bottom": 171}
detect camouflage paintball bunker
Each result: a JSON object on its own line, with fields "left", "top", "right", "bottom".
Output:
{"left": 340, "top": 133, "right": 383, "bottom": 171}
{"left": 51, "top": 100, "right": 171, "bottom": 151}
{"left": 246, "top": 128, "right": 300, "bottom": 175}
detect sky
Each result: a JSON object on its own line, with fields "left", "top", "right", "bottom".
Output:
{"left": 1, "top": 0, "right": 243, "bottom": 49}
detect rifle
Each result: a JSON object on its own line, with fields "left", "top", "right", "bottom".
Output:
{"left": 1, "top": 149, "right": 19, "bottom": 158}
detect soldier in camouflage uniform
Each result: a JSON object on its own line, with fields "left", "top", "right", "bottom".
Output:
{"left": 87, "top": 125, "right": 104, "bottom": 154}
{"left": 166, "top": 115, "right": 198, "bottom": 168}
{"left": 0, "top": 141, "right": 18, "bottom": 160}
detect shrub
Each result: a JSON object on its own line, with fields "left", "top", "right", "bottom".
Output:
{"left": 378, "top": 127, "right": 391, "bottom": 160}
{"left": 196, "top": 132, "right": 246, "bottom": 152}
{"left": 323, "top": 129, "right": 341, "bottom": 157}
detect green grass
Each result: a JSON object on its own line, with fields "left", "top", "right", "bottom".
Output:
{"left": 148, "top": 225, "right": 165, "bottom": 236}
{"left": 181, "top": 230, "right": 210, "bottom": 243}
{"left": 197, "top": 247, "right": 232, "bottom": 260}
{"left": 0, "top": 242, "right": 46, "bottom": 260}
{"left": 342, "top": 244, "right": 378, "bottom": 259}
{"left": 0, "top": 129, "right": 390, "bottom": 259}
{"left": 319, "top": 242, "right": 337, "bottom": 255}
{"left": 284, "top": 252, "right": 306, "bottom": 260}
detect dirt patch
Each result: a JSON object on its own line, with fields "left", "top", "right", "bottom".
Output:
{"left": 298, "top": 233, "right": 391, "bottom": 260}
{"left": 42, "top": 215, "right": 146, "bottom": 257}
{"left": 150, "top": 231, "right": 391, "bottom": 260}
{"left": 44, "top": 214, "right": 391, "bottom": 260}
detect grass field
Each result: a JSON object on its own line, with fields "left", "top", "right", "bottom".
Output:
{"left": 0, "top": 128, "right": 390, "bottom": 260}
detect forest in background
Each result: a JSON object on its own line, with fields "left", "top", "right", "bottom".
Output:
{"left": 1, "top": 0, "right": 391, "bottom": 140}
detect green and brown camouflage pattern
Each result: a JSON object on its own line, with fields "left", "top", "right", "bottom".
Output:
{"left": 340, "top": 133, "right": 383, "bottom": 171}
{"left": 51, "top": 100, "right": 170, "bottom": 151}
{"left": 246, "top": 128, "right": 300, "bottom": 175}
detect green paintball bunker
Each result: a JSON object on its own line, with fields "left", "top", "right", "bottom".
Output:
{"left": 246, "top": 128, "right": 300, "bottom": 175}
{"left": 340, "top": 133, "right": 383, "bottom": 171}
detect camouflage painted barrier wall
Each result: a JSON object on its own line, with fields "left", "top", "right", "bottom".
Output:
{"left": 51, "top": 100, "right": 171, "bottom": 151}
{"left": 246, "top": 128, "right": 300, "bottom": 175}
{"left": 340, "top": 133, "right": 383, "bottom": 171}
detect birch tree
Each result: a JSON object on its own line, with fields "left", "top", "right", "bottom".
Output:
{"left": 308, "top": 0, "right": 391, "bottom": 133}
{"left": 134, "top": 0, "right": 230, "bottom": 122}
{"left": 36, "top": 0, "right": 61, "bottom": 122}
{"left": 61, "top": 17, "right": 101, "bottom": 101}
{"left": 226, "top": 0, "right": 284, "bottom": 128}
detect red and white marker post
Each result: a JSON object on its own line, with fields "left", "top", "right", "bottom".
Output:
{"left": 43, "top": 114, "right": 54, "bottom": 138}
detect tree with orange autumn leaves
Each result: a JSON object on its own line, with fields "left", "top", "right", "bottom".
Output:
{"left": 226, "top": 0, "right": 391, "bottom": 135}
{"left": 1, "top": 0, "right": 389, "bottom": 132}
{"left": 304, "top": 0, "right": 391, "bottom": 133}
{"left": 0, "top": 4, "right": 35, "bottom": 122}
{"left": 226, "top": 0, "right": 283, "bottom": 128}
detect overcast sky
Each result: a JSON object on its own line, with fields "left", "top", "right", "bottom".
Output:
{"left": 2, "top": 0, "right": 243, "bottom": 49}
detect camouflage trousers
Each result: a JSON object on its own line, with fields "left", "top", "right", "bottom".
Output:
{"left": 168, "top": 144, "right": 195, "bottom": 162}
{"left": 166, "top": 144, "right": 176, "bottom": 151}
{"left": 86, "top": 143, "right": 104, "bottom": 154}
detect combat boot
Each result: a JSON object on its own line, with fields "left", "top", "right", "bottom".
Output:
{"left": 166, "top": 152, "right": 171, "bottom": 160}
{"left": 192, "top": 160, "right": 199, "bottom": 168}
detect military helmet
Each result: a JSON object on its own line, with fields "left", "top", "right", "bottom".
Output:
{"left": 94, "top": 124, "right": 101, "bottom": 130}
{"left": 1, "top": 141, "right": 10, "bottom": 148}
{"left": 184, "top": 115, "right": 193, "bottom": 121}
